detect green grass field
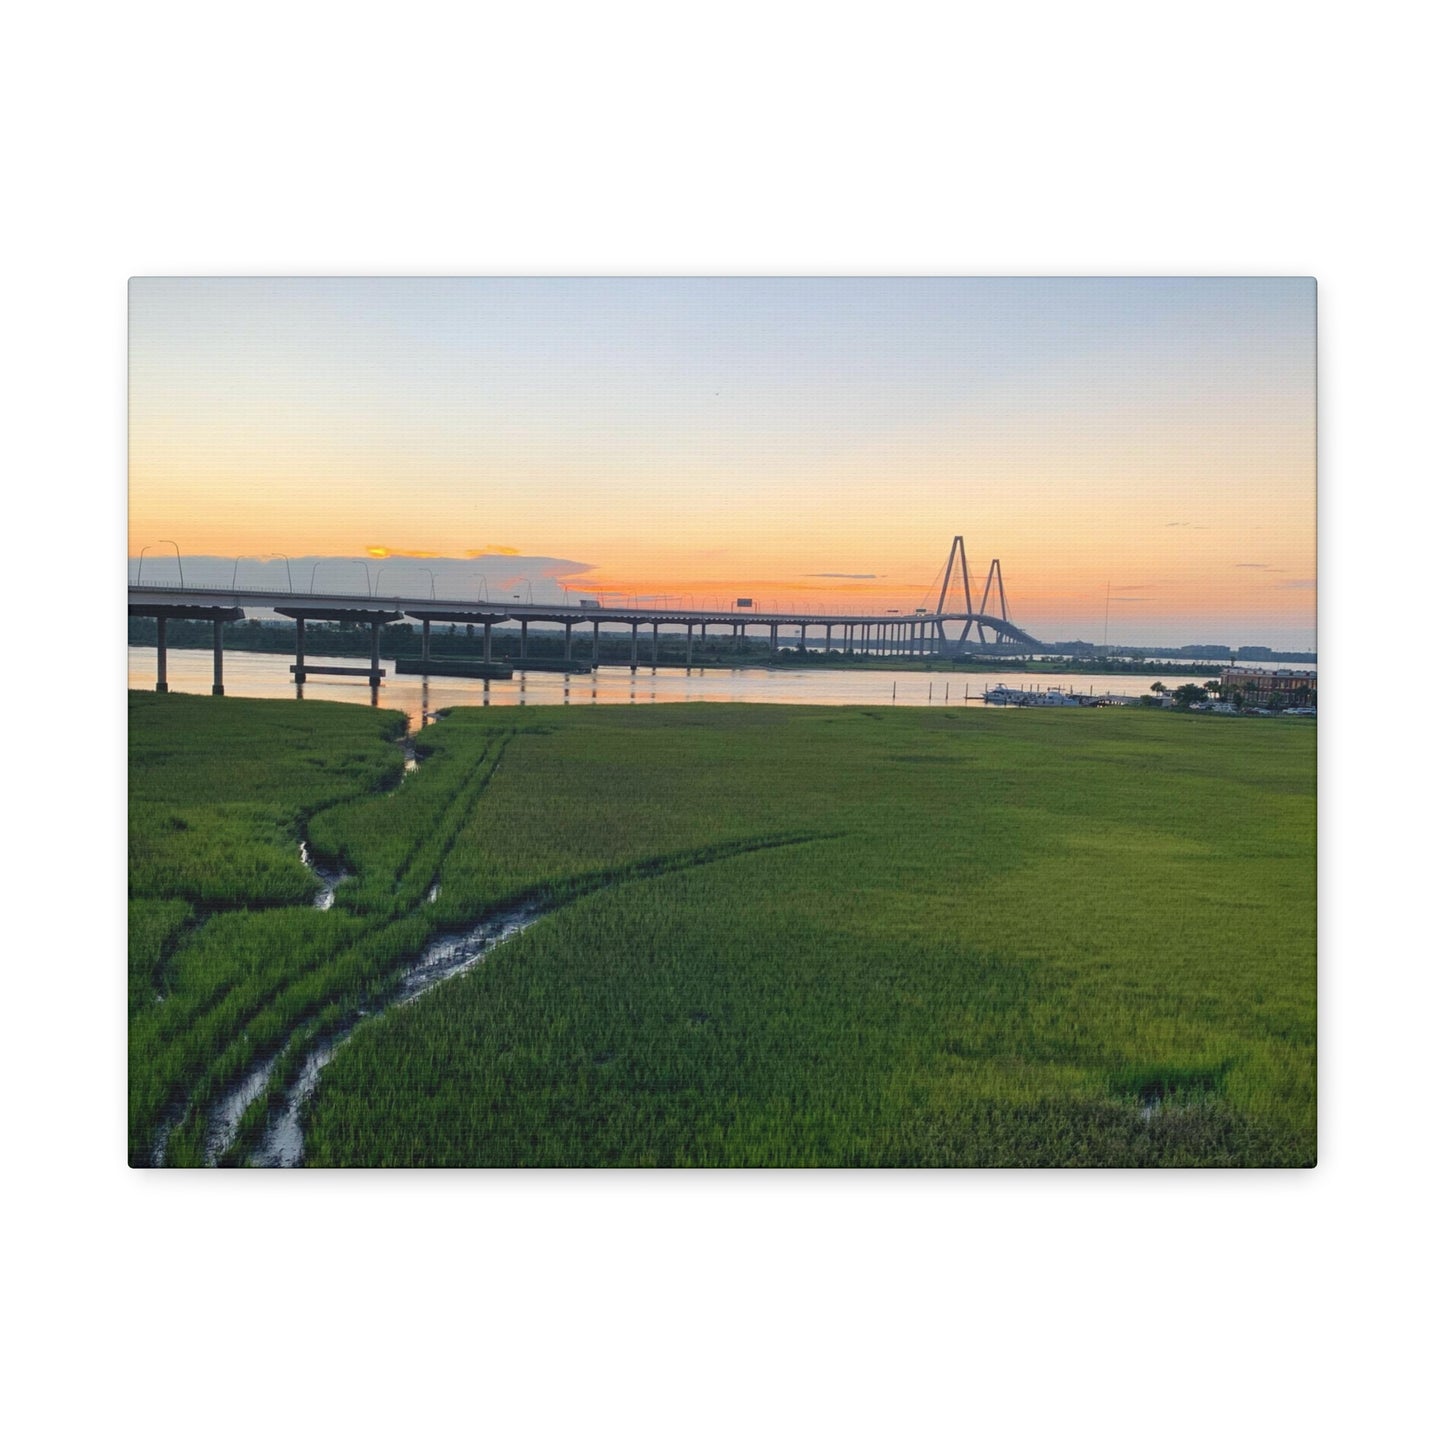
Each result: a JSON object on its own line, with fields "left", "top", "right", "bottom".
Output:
{"left": 129, "top": 692, "right": 1315, "bottom": 1167}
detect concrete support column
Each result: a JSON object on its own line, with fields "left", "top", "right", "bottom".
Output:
{"left": 520, "top": 619, "right": 529, "bottom": 660}
{"left": 592, "top": 619, "right": 600, "bottom": 662}
{"left": 686, "top": 623, "right": 694, "bottom": 666}
{"left": 799, "top": 624, "right": 807, "bottom": 653}
{"left": 156, "top": 616, "right": 169, "bottom": 693}
{"left": 651, "top": 622, "right": 659, "bottom": 665}
{"left": 211, "top": 618, "right": 224, "bottom": 695}
{"left": 370, "top": 620, "right": 382, "bottom": 684}
{"left": 483, "top": 621, "right": 493, "bottom": 663}
{"left": 630, "top": 622, "right": 638, "bottom": 669}
{"left": 294, "top": 617, "right": 306, "bottom": 683}
{"left": 770, "top": 623, "right": 778, "bottom": 652}
{"left": 565, "top": 621, "right": 574, "bottom": 661}
{"left": 825, "top": 623, "right": 833, "bottom": 653}
{"left": 422, "top": 618, "right": 431, "bottom": 665}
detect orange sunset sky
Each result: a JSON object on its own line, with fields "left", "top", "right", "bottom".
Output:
{"left": 129, "top": 278, "right": 1316, "bottom": 648}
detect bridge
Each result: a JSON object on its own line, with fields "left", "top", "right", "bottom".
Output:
{"left": 128, "top": 535, "right": 1042, "bottom": 692}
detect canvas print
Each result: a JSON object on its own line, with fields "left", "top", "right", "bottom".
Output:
{"left": 128, "top": 277, "right": 1316, "bottom": 1168}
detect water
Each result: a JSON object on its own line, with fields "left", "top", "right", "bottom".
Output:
{"left": 129, "top": 647, "right": 1236, "bottom": 729}
{"left": 249, "top": 902, "right": 549, "bottom": 1167}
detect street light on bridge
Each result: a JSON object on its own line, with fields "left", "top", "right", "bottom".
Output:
{"left": 231, "top": 553, "right": 293, "bottom": 590}
{"left": 308, "top": 559, "right": 372, "bottom": 596}
{"left": 136, "top": 540, "right": 185, "bottom": 587}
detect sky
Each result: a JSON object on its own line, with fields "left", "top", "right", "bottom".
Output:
{"left": 129, "top": 277, "right": 1316, "bottom": 648}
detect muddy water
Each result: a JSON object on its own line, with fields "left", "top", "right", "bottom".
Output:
{"left": 193, "top": 737, "right": 402, "bottom": 1164}
{"left": 250, "top": 901, "right": 548, "bottom": 1167}
{"left": 300, "top": 841, "right": 352, "bottom": 910}
{"left": 202, "top": 1055, "right": 279, "bottom": 1165}
{"left": 193, "top": 715, "right": 541, "bottom": 1168}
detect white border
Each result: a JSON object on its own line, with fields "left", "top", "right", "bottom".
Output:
{"left": 8, "top": 4, "right": 1437, "bottom": 1439}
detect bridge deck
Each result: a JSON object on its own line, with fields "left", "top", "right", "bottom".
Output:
{"left": 128, "top": 584, "right": 1041, "bottom": 646}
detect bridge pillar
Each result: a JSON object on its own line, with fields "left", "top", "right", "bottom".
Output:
{"left": 483, "top": 620, "right": 493, "bottom": 663}
{"left": 630, "top": 622, "right": 638, "bottom": 670}
{"left": 520, "top": 619, "right": 529, "bottom": 660}
{"left": 652, "top": 621, "right": 659, "bottom": 666}
{"left": 211, "top": 618, "right": 224, "bottom": 695}
{"left": 369, "top": 620, "right": 382, "bottom": 685}
{"left": 155, "top": 615, "right": 168, "bottom": 692}
{"left": 825, "top": 623, "right": 833, "bottom": 653}
{"left": 770, "top": 622, "right": 777, "bottom": 652}
{"left": 686, "top": 623, "right": 694, "bottom": 666}
{"left": 294, "top": 616, "right": 305, "bottom": 684}
{"left": 422, "top": 618, "right": 431, "bottom": 665}
{"left": 565, "top": 621, "right": 574, "bottom": 662}
{"left": 592, "top": 619, "right": 600, "bottom": 662}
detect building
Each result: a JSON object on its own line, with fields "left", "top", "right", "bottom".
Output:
{"left": 1218, "top": 666, "right": 1317, "bottom": 709}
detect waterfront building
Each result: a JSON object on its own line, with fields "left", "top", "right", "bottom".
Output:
{"left": 1218, "top": 666, "right": 1317, "bottom": 709}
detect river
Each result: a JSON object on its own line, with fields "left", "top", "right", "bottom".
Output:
{"left": 128, "top": 645, "right": 1304, "bottom": 730}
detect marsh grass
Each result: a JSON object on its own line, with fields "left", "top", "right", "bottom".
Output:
{"left": 129, "top": 695, "right": 1315, "bottom": 1167}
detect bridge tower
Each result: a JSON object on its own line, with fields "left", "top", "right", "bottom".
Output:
{"left": 977, "top": 559, "right": 1012, "bottom": 644}
{"left": 934, "top": 535, "right": 977, "bottom": 648}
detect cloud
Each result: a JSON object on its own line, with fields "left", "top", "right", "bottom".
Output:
{"left": 1277, "top": 578, "right": 1316, "bottom": 590}
{"left": 465, "top": 545, "right": 521, "bottom": 557}
{"left": 1109, "top": 597, "right": 1153, "bottom": 603}
{"left": 1165, "top": 522, "right": 1210, "bottom": 530}
{"left": 364, "top": 546, "right": 440, "bottom": 558}
{"left": 804, "top": 572, "right": 878, "bottom": 579}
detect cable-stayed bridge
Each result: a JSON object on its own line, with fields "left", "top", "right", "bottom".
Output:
{"left": 128, "top": 535, "right": 1041, "bottom": 692}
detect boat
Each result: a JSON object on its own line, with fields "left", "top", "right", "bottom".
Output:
{"left": 983, "top": 685, "right": 1083, "bottom": 707}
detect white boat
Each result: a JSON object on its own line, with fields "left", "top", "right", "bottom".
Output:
{"left": 983, "top": 685, "right": 1083, "bottom": 707}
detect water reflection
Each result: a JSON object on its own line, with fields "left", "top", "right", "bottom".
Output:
{"left": 129, "top": 646, "right": 1233, "bottom": 732}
